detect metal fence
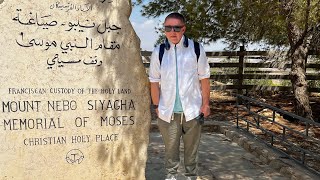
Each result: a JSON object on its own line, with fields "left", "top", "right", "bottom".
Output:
{"left": 236, "top": 94, "right": 320, "bottom": 175}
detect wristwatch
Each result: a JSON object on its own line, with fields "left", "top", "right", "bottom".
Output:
{"left": 152, "top": 104, "right": 159, "bottom": 109}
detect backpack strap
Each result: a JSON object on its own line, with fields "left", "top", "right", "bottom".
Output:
{"left": 194, "top": 41, "right": 200, "bottom": 62}
{"left": 159, "top": 43, "right": 165, "bottom": 65}
{"left": 159, "top": 40, "right": 200, "bottom": 65}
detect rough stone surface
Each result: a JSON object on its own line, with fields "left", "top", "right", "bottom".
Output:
{"left": 219, "top": 126, "right": 228, "bottom": 135}
{"left": 149, "top": 121, "right": 319, "bottom": 180}
{"left": 147, "top": 132, "right": 290, "bottom": 180}
{"left": 267, "top": 153, "right": 278, "bottom": 162}
{"left": 249, "top": 143, "right": 259, "bottom": 153}
{"left": 255, "top": 146, "right": 265, "bottom": 156}
{"left": 269, "top": 159, "right": 287, "bottom": 170}
{"left": 261, "top": 149, "right": 270, "bottom": 158}
{"left": 291, "top": 171, "right": 314, "bottom": 180}
{"left": 280, "top": 167, "right": 295, "bottom": 177}
{"left": 231, "top": 134, "right": 240, "bottom": 142}
{"left": 0, "top": 0, "right": 150, "bottom": 179}
{"left": 260, "top": 155, "right": 269, "bottom": 164}
{"left": 243, "top": 141, "right": 251, "bottom": 151}
{"left": 237, "top": 137, "right": 247, "bottom": 147}
{"left": 252, "top": 151, "right": 259, "bottom": 157}
{"left": 209, "top": 122, "right": 319, "bottom": 180}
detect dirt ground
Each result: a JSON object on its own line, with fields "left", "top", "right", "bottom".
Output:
{"left": 209, "top": 90, "right": 320, "bottom": 174}
{"left": 210, "top": 90, "right": 320, "bottom": 122}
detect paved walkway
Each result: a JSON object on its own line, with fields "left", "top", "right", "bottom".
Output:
{"left": 146, "top": 132, "right": 291, "bottom": 180}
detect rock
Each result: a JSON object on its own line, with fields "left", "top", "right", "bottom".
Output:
{"left": 0, "top": 0, "right": 151, "bottom": 179}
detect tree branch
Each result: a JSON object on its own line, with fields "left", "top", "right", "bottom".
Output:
{"left": 303, "top": 0, "right": 311, "bottom": 35}
{"left": 280, "top": 0, "right": 295, "bottom": 46}
{"left": 205, "top": 2, "right": 214, "bottom": 14}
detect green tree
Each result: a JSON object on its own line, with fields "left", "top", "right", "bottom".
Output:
{"left": 136, "top": 0, "right": 320, "bottom": 120}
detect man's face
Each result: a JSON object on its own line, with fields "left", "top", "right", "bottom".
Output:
{"left": 164, "top": 18, "right": 186, "bottom": 44}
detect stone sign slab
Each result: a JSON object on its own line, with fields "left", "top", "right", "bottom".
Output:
{"left": 0, "top": 0, "right": 151, "bottom": 179}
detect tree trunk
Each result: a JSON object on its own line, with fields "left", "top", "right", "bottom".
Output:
{"left": 282, "top": 0, "right": 314, "bottom": 121}
{"left": 289, "top": 45, "right": 313, "bottom": 120}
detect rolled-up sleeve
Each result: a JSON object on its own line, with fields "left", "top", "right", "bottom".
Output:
{"left": 197, "top": 44, "right": 210, "bottom": 80}
{"left": 149, "top": 47, "right": 161, "bottom": 82}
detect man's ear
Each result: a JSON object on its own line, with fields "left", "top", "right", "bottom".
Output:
{"left": 182, "top": 26, "right": 186, "bottom": 33}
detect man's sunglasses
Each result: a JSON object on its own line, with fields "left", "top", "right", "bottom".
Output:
{"left": 164, "top": 25, "right": 184, "bottom": 32}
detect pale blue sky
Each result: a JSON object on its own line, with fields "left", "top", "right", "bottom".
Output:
{"left": 129, "top": 5, "right": 163, "bottom": 51}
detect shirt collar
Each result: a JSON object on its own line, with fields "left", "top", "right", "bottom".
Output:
{"left": 169, "top": 35, "right": 186, "bottom": 48}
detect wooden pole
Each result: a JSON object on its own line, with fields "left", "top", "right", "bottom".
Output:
{"left": 238, "top": 45, "right": 245, "bottom": 95}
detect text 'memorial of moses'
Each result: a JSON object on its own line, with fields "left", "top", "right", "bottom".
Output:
{"left": 0, "top": 0, "right": 151, "bottom": 179}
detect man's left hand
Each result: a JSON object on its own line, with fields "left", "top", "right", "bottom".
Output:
{"left": 200, "top": 104, "right": 210, "bottom": 117}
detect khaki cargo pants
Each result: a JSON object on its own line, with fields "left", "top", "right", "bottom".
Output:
{"left": 158, "top": 113, "right": 202, "bottom": 177}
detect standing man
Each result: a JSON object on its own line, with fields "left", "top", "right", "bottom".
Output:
{"left": 149, "top": 13, "right": 211, "bottom": 180}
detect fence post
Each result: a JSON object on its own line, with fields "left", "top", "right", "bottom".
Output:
{"left": 305, "top": 53, "right": 308, "bottom": 73}
{"left": 238, "top": 45, "right": 245, "bottom": 95}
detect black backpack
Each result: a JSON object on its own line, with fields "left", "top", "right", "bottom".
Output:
{"left": 158, "top": 38, "right": 200, "bottom": 65}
